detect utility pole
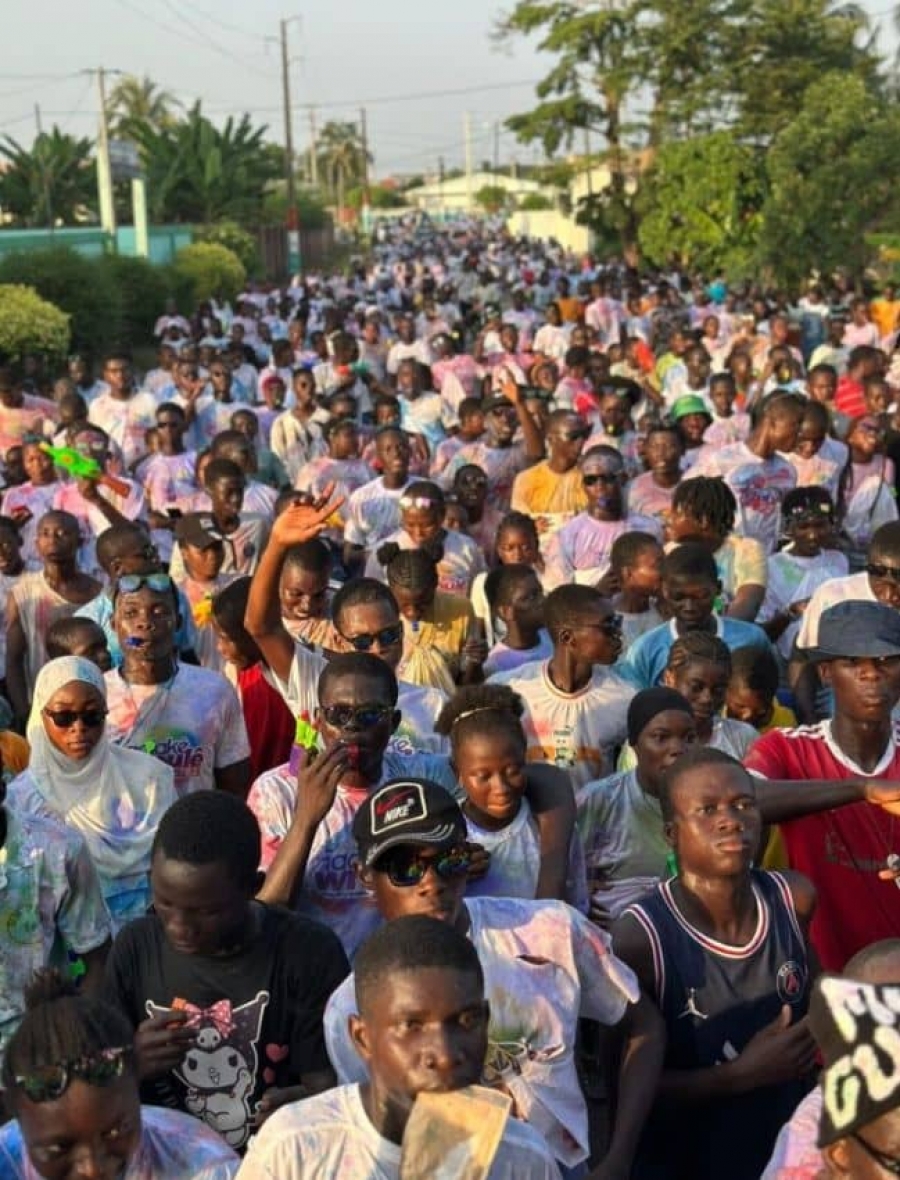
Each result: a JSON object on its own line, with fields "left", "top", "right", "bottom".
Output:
{"left": 83, "top": 67, "right": 117, "bottom": 241}
{"left": 464, "top": 111, "right": 473, "bottom": 213}
{"left": 359, "top": 106, "right": 370, "bottom": 233}
{"left": 279, "top": 17, "right": 301, "bottom": 275}
{"left": 493, "top": 121, "right": 500, "bottom": 175}
{"left": 34, "top": 103, "right": 54, "bottom": 232}
{"left": 438, "top": 155, "right": 445, "bottom": 221}
{"left": 309, "top": 107, "right": 319, "bottom": 187}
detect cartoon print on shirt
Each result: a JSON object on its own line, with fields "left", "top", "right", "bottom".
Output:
{"left": 146, "top": 991, "right": 269, "bottom": 1149}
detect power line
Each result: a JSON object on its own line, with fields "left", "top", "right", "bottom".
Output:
{"left": 175, "top": 0, "right": 263, "bottom": 40}
{"left": 159, "top": 0, "right": 272, "bottom": 78}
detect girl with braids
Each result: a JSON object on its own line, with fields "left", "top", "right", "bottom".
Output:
{"left": 365, "top": 480, "right": 485, "bottom": 597}
{"left": 471, "top": 511, "right": 547, "bottom": 646}
{"left": 376, "top": 543, "right": 485, "bottom": 694}
{"left": 661, "top": 632, "right": 758, "bottom": 759}
{"left": 836, "top": 413, "right": 898, "bottom": 567}
{"left": 435, "top": 684, "right": 586, "bottom": 908}
{"left": 0, "top": 971, "right": 238, "bottom": 1178}
{"left": 668, "top": 474, "right": 768, "bottom": 620}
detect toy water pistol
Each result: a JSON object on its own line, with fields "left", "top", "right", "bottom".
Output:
{"left": 289, "top": 711, "right": 321, "bottom": 774}
{"left": 40, "top": 443, "right": 131, "bottom": 498}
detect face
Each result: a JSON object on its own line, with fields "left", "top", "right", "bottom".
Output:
{"left": 15, "top": 1076, "right": 141, "bottom": 1180}
{"left": 218, "top": 439, "right": 255, "bottom": 474}
{"left": 109, "top": 536, "right": 159, "bottom": 579}
{"left": 501, "top": 571, "right": 545, "bottom": 631}
{"left": 232, "top": 413, "right": 257, "bottom": 441}
{"left": 849, "top": 417, "right": 884, "bottom": 461}
{"left": 496, "top": 525, "right": 539, "bottom": 567}
{"left": 293, "top": 372, "right": 316, "bottom": 407}
{"left": 103, "top": 359, "right": 131, "bottom": 396}
{"left": 36, "top": 514, "right": 79, "bottom": 564}
{"left": 634, "top": 709, "right": 697, "bottom": 790}
{"left": 826, "top": 1110, "right": 900, "bottom": 1178}
{"left": 376, "top": 432, "right": 410, "bottom": 481}
{"left": 23, "top": 443, "right": 55, "bottom": 485}
{"left": 793, "top": 415, "right": 826, "bottom": 460}
{"left": 667, "top": 763, "right": 761, "bottom": 879}
{"left": 401, "top": 505, "right": 442, "bottom": 547}
{"left": 663, "top": 575, "right": 718, "bottom": 629}
{"left": 113, "top": 587, "right": 177, "bottom": 664}
{"left": 0, "top": 525, "right": 23, "bottom": 574}
{"left": 808, "top": 371, "right": 837, "bottom": 404}
{"left": 454, "top": 730, "right": 527, "bottom": 829}
{"left": 42, "top": 681, "right": 107, "bottom": 761}
{"left": 866, "top": 383, "right": 892, "bottom": 415}
{"left": 599, "top": 395, "right": 629, "bottom": 434}
{"left": 486, "top": 403, "right": 517, "bottom": 445}
{"left": 62, "top": 625, "right": 112, "bottom": 673}
{"left": 563, "top": 602, "right": 623, "bottom": 666}
{"left": 155, "top": 409, "right": 185, "bottom": 448}
{"left": 581, "top": 455, "right": 625, "bottom": 519}
{"left": 208, "top": 362, "right": 232, "bottom": 396}
{"left": 664, "top": 658, "right": 728, "bottom": 726}
{"left": 280, "top": 563, "right": 329, "bottom": 622}
{"left": 350, "top": 966, "right": 488, "bottom": 1127}
{"left": 391, "top": 578, "right": 437, "bottom": 624}
{"left": 786, "top": 510, "right": 832, "bottom": 557}
{"left": 316, "top": 671, "right": 399, "bottom": 784}
{"left": 644, "top": 430, "right": 682, "bottom": 477}
{"left": 709, "top": 381, "right": 735, "bottom": 417}
{"left": 182, "top": 540, "right": 225, "bottom": 581}
{"left": 686, "top": 351, "right": 710, "bottom": 385}
{"left": 336, "top": 600, "right": 403, "bottom": 670}
{"left": 866, "top": 551, "right": 900, "bottom": 609}
{"left": 330, "top": 425, "right": 359, "bottom": 460}
{"left": 819, "top": 656, "right": 900, "bottom": 723}
{"left": 622, "top": 547, "right": 663, "bottom": 596}
{"left": 362, "top": 840, "right": 469, "bottom": 926}
{"left": 459, "top": 410, "right": 484, "bottom": 439}
{"left": 725, "top": 682, "right": 773, "bottom": 730}
{"left": 766, "top": 404, "right": 803, "bottom": 452}
{"left": 151, "top": 853, "right": 250, "bottom": 956}
{"left": 209, "top": 475, "right": 245, "bottom": 521}
{"left": 454, "top": 467, "right": 487, "bottom": 510}
{"left": 678, "top": 412, "right": 709, "bottom": 446}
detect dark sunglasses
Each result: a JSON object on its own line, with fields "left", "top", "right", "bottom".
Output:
{"left": 339, "top": 624, "right": 403, "bottom": 652}
{"left": 867, "top": 563, "right": 900, "bottom": 583}
{"left": 581, "top": 614, "right": 623, "bottom": 636}
{"left": 376, "top": 846, "right": 471, "bottom": 887}
{"left": 582, "top": 471, "right": 621, "bottom": 486}
{"left": 555, "top": 430, "right": 591, "bottom": 442}
{"left": 321, "top": 703, "right": 394, "bottom": 730}
{"left": 43, "top": 707, "right": 108, "bottom": 730}
{"left": 14, "top": 1046, "right": 131, "bottom": 1103}
{"left": 114, "top": 572, "right": 172, "bottom": 599}
{"left": 852, "top": 1130, "right": 900, "bottom": 1175}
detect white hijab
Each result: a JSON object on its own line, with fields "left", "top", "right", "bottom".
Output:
{"left": 26, "top": 656, "right": 176, "bottom": 880}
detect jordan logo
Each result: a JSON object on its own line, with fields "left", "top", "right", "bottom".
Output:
{"left": 678, "top": 988, "right": 708, "bottom": 1021}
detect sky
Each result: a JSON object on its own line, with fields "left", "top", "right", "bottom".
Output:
{"left": 2, "top": 0, "right": 898, "bottom": 180}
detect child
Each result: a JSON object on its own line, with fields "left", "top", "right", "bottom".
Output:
{"left": 430, "top": 396, "right": 484, "bottom": 478}
{"left": 609, "top": 531, "right": 664, "bottom": 652}
{"left": 627, "top": 424, "right": 684, "bottom": 525}
{"left": 619, "top": 542, "right": 770, "bottom": 689}
{"left": 757, "top": 486, "right": 849, "bottom": 660}
{"left": 703, "top": 372, "right": 751, "bottom": 447}
{"left": 231, "top": 406, "right": 288, "bottom": 490}
{"left": 171, "top": 513, "right": 236, "bottom": 672}
{"left": 471, "top": 510, "right": 546, "bottom": 645}
{"left": 837, "top": 414, "right": 899, "bottom": 564}
{"left": 660, "top": 631, "right": 758, "bottom": 758}
{"left": 279, "top": 538, "right": 337, "bottom": 648}
{"left": 482, "top": 563, "right": 551, "bottom": 677}
{"left": 294, "top": 418, "right": 372, "bottom": 544}
{"left": 366, "top": 481, "right": 485, "bottom": 597}
{"left": 1, "top": 437, "right": 63, "bottom": 569}
{"left": 141, "top": 402, "right": 197, "bottom": 565}
{"left": 671, "top": 394, "right": 712, "bottom": 469}
{"left": 435, "top": 684, "right": 587, "bottom": 908}
{"left": 270, "top": 368, "right": 325, "bottom": 485}
{"left": 45, "top": 615, "right": 112, "bottom": 672}
{"left": 783, "top": 399, "right": 845, "bottom": 501}
{"left": 211, "top": 577, "right": 297, "bottom": 781}
{"left": 395, "top": 357, "right": 444, "bottom": 451}
{"left": 173, "top": 457, "right": 269, "bottom": 578}
{"left": 725, "top": 644, "right": 797, "bottom": 733}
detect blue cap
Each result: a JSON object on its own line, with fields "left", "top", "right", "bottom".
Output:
{"left": 806, "top": 600, "right": 900, "bottom": 662}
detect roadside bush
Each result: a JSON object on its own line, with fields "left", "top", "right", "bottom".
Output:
{"left": 196, "top": 221, "right": 260, "bottom": 276}
{"left": 0, "top": 284, "right": 71, "bottom": 364}
{"left": 171, "top": 242, "right": 245, "bottom": 305}
{"left": 97, "top": 255, "right": 170, "bottom": 349}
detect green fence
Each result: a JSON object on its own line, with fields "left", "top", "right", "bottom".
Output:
{"left": 0, "top": 225, "right": 193, "bottom": 264}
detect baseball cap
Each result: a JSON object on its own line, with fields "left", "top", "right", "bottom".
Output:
{"left": 352, "top": 778, "right": 467, "bottom": 870}
{"left": 482, "top": 394, "right": 515, "bottom": 414}
{"left": 805, "top": 600, "right": 900, "bottom": 662}
{"left": 671, "top": 394, "right": 711, "bottom": 421}
{"left": 174, "top": 513, "right": 223, "bottom": 551}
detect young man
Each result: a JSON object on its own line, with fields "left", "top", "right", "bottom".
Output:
{"left": 105, "top": 791, "right": 348, "bottom": 1153}
{"left": 509, "top": 409, "right": 590, "bottom": 546}
{"left": 142, "top": 402, "right": 197, "bottom": 529}
{"left": 320, "top": 782, "right": 662, "bottom": 1178}
{"left": 626, "top": 425, "right": 684, "bottom": 526}
{"left": 619, "top": 543, "right": 770, "bottom": 689}
{"left": 488, "top": 584, "right": 636, "bottom": 791}
{"left": 482, "top": 563, "right": 551, "bottom": 677}
{"left": 342, "top": 427, "right": 412, "bottom": 575}
{"left": 613, "top": 747, "right": 818, "bottom": 1180}
{"left": 237, "top": 915, "right": 560, "bottom": 1179}
{"left": 88, "top": 354, "right": 159, "bottom": 469}
{"left": 170, "top": 458, "right": 269, "bottom": 579}
{"left": 171, "top": 513, "right": 235, "bottom": 673}
{"left": 104, "top": 571, "right": 251, "bottom": 797}
{"left": 688, "top": 391, "right": 803, "bottom": 553}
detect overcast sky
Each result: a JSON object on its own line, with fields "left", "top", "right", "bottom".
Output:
{"left": 2, "top": 0, "right": 897, "bottom": 178}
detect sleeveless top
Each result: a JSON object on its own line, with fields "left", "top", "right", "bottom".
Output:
{"left": 624, "top": 870, "right": 813, "bottom": 1180}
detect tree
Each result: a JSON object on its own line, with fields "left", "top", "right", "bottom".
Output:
{"left": 108, "top": 75, "right": 180, "bottom": 137}
{"left": 474, "top": 184, "right": 511, "bottom": 214}
{"left": 0, "top": 285, "right": 70, "bottom": 364}
{"left": 127, "top": 103, "right": 280, "bottom": 225}
{"left": 316, "top": 121, "right": 372, "bottom": 215}
{"left": 0, "top": 128, "right": 95, "bottom": 227}
{"left": 758, "top": 73, "right": 900, "bottom": 286}
{"left": 637, "top": 132, "right": 766, "bottom": 275}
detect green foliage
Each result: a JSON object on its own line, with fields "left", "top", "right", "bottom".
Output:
{"left": 0, "top": 285, "right": 70, "bottom": 363}
{"left": 637, "top": 132, "right": 766, "bottom": 275}
{"left": 0, "top": 246, "right": 121, "bottom": 357}
{"left": 759, "top": 73, "right": 900, "bottom": 285}
{"left": 195, "top": 221, "right": 260, "bottom": 275}
{"left": 519, "top": 192, "right": 554, "bottom": 211}
{"left": 96, "top": 256, "right": 170, "bottom": 348}
{"left": 108, "top": 75, "right": 180, "bottom": 137}
{"left": 316, "top": 122, "right": 372, "bottom": 210}
{"left": 0, "top": 128, "right": 95, "bottom": 227}
{"left": 261, "top": 186, "right": 330, "bottom": 230}
{"left": 475, "top": 185, "right": 511, "bottom": 213}
{"left": 345, "top": 185, "right": 406, "bottom": 211}
{"left": 171, "top": 242, "right": 246, "bottom": 305}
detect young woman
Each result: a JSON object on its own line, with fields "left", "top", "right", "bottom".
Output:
{"left": 837, "top": 413, "right": 899, "bottom": 566}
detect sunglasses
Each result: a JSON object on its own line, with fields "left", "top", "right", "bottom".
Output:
{"left": 580, "top": 614, "right": 624, "bottom": 636}
{"left": 555, "top": 430, "right": 591, "bottom": 442}
{"left": 867, "top": 563, "right": 900, "bottom": 583}
{"left": 114, "top": 572, "right": 172, "bottom": 599}
{"left": 852, "top": 1131, "right": 900, "bottom": 1175}
{"left": 320, "top": 703, "right": 394, "bottom": 730}
{"left": 400, "top": 496, "right": 439, "bottom": 511}
{"left": 582, "top": 472, "right": 621, "bottom": 486}
{"left": 376, "top": 846, "right": 471, "bottom": 887}
{"left": 43, "top": 707, "right": 108, "bottom": 730}
{"left": 14, "top": 1046, "right": 131, "bottom": 1103}
{"left": 339, "top": 624, "right": 403, "bottom": 652}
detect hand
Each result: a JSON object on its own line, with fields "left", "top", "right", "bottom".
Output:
{"left": 8, "top": 506, "right": 31, "bottom": 525}
{"left": 294, "top": 743, "right": 352, "bottom": 831}
{"left": 76, "top": 476, "right": 102, "bottom": 503}
{"left": 865, "top": 781, "right": 900, "bottom": 818}
{"left": 272, "top": 483, "right": 345, "bottom": 547}
{"left": 466, "top": 842, "right": 491, "bottom": 881}
{"left": 135, "top": 1011, "right": 197, "bottom": 1080}
{"left": 595, "top": 568, "right": 620, "bottom": 597}
{"left": 255, "top": 1085, "right": 307, "bottom": 1127}
{"left": 788, "top": 598, "right": 810, "bottom": 618}
{"left": 500, "top": 373, "right": 520, "bottom": 405}
{"left": 460, "top": 635, "right": 488, "bottom": 669}
{"left": 732, "top": 1005, "right": 817, "bottom": 1090}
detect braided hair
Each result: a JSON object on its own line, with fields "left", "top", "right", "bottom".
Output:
{"left": 665, "top": 631, "right": 732, "bottom": 677}
{"left": 435, "top": 683, "right": 526, "bottom": 757}
{"left": 671, "top": 476, "right": 737, "bottom": 537}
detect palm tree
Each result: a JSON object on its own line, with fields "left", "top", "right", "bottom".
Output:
{"left": 0, "top": 128, "right": 95, "bottom": 226}
{"left": 315, "top": 121, "right": 371, "bottom": 216}
{"left": 108, "top": 75, "right": 181, "bottom": 137}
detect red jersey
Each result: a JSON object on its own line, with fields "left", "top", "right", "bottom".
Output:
{"left": 745, "top": 721, "right": 900, "bottom": 970}
{"left": 834, "top": 375, "right": 865, "bottom": 419}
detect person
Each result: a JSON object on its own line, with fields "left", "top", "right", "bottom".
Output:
{"left": 488, "top": 584, "right": 635, "bottom": 791}
{"left": 87, "top": 355, "right": 159, "bottom": 469}
{"left": 619, "top": 543, "right": 770, "bottom": 689}
{"left": 0, "top": 971, "right": 240, "bottom": 1178}
{"left": 104, "top": 571, "right": 251, "bottom": 797}
{"left": 837, "top": 413, "right": 899, "bottom": 564}
{"left": 544, "top": 445, "right": 660, "bottom": 589}
{"left": 321, "top": 783, "right": 663, "bottom": 1178}
{"left": 210, "top": 577, "right": 296, "bottom": 782}
{"left": 277, "top": 538, "right": 336, "bottom": 647}
{"left": 430, "top": 396, "right": 484, "bottom": 477}
{"left": 509, "top": 409, "right": 590, "bottom": 545}
{"left": 175, "top": 458, "right": 270, "bottom": 578}
{"left": 342, "top": 426, "right": 412, "bottom": 574}
{"left": 104, "top": 791, "right": 349, "bottom": 1152}
{"left": 44, "top": 615, "right": 111, "bottom": 670}
{"left": 608, "top": 531, "right": 664, "bottom": 653}
{"left": 270, "top": 368, "right": 325, "bottom": 485}
{"left": 782, "top": 399, "right": 845, "bottom": 501}
{"left": 704, "top": 371, "right": 751, "bottom": 447}
{"left": 482, "top": 563, "right": 551, "bottom": 676}
{"left": 434, "top": 684, "right": 587, "bottom": 907}
{"left": 671, "top": 394, "right": 712, "bottom": 468}
{"left": 613, "top": 747, "right": 818, "bottom": 1180}
{"left": 688, "top": 391, "right": 803, "bottom": 552}
{"left": 626, "top": 425, "right": 684, "bottom": 526}
{"left": 238, "top": 916, "right": 562, "bottom": 1179}
{"left": 7, "top": 655, "right": 176, "bottom": 931}
{"left": 170, "top": 513, "right": 236, "bottom": 672}
{"left": 746, "top": 599, "right": 900, "bottom": 970}
{"left": 141, "top": 402, "right": 197, "bottom": 555}
{"left": 6, "top": 510, "right": 101, "bottom": 726}
{"left": 451, "top": 462, "right": 506, "bottom": 555}
{"left": 1, "top": 437, "right": 63, "bottom": 569}
{"left": 725, "top": 644, "right": 797, "bottom": 732}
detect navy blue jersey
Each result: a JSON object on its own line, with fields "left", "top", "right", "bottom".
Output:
{"left": 625, "top": 870, "right": 812, "bottom": 1180}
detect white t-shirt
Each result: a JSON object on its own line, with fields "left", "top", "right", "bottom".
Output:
{"left": 757, "top": 547, "right": 850, "bottom": 658}
{"left": 343, "top": 477, "right": 411, "bottom": 550}
{"left": 236, "top": 1083, "right": 561, "bottom": 1179}
{"left": 105, "top": 663, "right": 250, "bottom": 795}
{"left": 795, "top": 570, "right": 874, "bottom": 650}
{"left": 88, "top": 390, "right": 159, "bottom": 467}
{"left": 324, "top": 897, "right": 638, "bottom": 1166}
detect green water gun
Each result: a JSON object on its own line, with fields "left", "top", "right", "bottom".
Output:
{"left": 40, "top": 443, "right": 131, "bottom": 497}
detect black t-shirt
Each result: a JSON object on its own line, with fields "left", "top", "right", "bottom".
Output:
{"left": 105, "top": 903, "right": 349, "bottom": 1152}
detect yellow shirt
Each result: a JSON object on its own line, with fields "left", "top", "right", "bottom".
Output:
{"left": 870, "top": 297, "right": 900, "bottom": 339}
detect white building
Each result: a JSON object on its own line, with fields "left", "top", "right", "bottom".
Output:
{"left": 405, "top": 171, "right": 553, "bottom": 215}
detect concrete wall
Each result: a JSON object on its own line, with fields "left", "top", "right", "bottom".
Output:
{"left": 0, "top": 225, "right": 193, "bottom": 264}
{"left": 506, "top": 210, "right": 593, "bottom": 254}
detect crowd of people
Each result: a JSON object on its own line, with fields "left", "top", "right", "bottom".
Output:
{"left": 2, "top": 215, "right": 900, "bottom": 1177}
